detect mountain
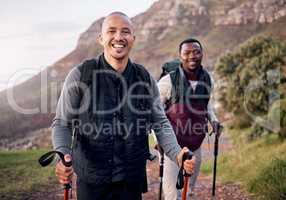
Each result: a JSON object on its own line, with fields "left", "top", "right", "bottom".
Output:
{"left": 0, "top": 0, "right": 285, "bottom": 149}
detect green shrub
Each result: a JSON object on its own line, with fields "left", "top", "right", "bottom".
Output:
{"left": 215, "top": 36, "right": 286, "bottom": 138}
{"left": 248, "top": 158, "right": 286, "bottom": 200}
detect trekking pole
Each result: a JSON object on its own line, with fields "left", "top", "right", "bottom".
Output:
{"left": 38, "top": 121, "right": 79, "bottom": 200}
{"left": 211, "top": 123, "right": 223, "bottom": 197}
{"left": 63, "top": 160, "right": 72, "bottom": 200}
{"left": 38, "top": 150, "right": 72, "bottom": 200}
{"left": 176, "top": 151, "right": 193, "bottom": 200}
{"left": 182, "top": 152, "right": 193, "bottom": 200}
{"left": 155, "top": 144, "right": 164, "bottom": 200}
{"left": 212, "top": 133, "right": 219, "bottom": 197}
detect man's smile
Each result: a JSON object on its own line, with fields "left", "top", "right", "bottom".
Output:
{"left": 111, "top": 43, "right": 126, "bottom": 49}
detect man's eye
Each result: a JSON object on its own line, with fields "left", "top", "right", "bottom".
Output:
{"left": 122, "top": 30, "right": 130, "bottom": 34}
{"left": 183, "top": 50, "right": 200, "bottom": 55}
{"left": 108, "top": 30, "right": 116, "bottom": 33}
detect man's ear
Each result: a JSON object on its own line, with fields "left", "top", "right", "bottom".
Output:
{"left": 199, "top": 51, "right": 203, "bottom": 61}
{"left": 178, "top": 51, "right": 183, "bottom": 62}
{"left": 97, "top": 34, "right": 103, "bottom": 45}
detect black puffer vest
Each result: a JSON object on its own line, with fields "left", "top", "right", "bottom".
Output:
{"left": 72, "top": 56, "right": 152, "bottom": 186}
{"left": 165, "top": 66, "right": 211, "bottom": 151}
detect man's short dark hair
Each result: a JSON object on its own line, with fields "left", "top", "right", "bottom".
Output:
{"left": 179, "top": 38, "right": 203, "bottom": 53}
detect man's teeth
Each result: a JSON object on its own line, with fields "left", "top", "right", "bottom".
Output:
{"left": 188, "top": 60, "right": 196, "bottom": 64}
{"left": 113, "top": 44, "right": 124, "bottom": 48}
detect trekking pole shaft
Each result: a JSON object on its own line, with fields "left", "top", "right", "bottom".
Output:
{"left": 212, "top": 155, "right": 217, "bottom": 196}
{"left": 159, "top": 154, "right": 164, "bottom": 200}
{"left": 159, "top": 156, "right": 163, "bottom": 200}
{"left": 158, "top": 146, "right": 164, "bottom": 200}
{"left": 63, "top": 159, "right": 72, "bottom": 200}
{"left": 182, "top": 176, "right": 189, "bottom": 200}
{"left": 159, "top": 177, "right": 163, "bottom": 200}
{"left": 64, "top": 187, "right": 69, "bottom": 200}
{"left": 212, "top": 135, "right": 219, "bottom": 196}
{"left": 214, "top": 135, "right": 219, "bottom": 156}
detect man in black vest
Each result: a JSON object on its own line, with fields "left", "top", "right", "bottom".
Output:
{"left": 157, "top": 38, "right": 220, "bottom": 199}
{"left": 52, "top": 12, "right": 195, "bottom": 200}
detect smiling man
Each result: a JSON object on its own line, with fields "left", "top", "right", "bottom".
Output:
{"left": 52, "top": 12, "right": 195, "bottom": 200}
{"left": 99, "top": 13, "right": 135, "bottom": 71}
{"left": 157, "top": 38, "right": 221, "bottom": 199}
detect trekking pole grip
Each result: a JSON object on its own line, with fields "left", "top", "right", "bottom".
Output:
{"left": 63, "top": 157, "right": 72, "bottom": 200}
{"left": 182, "top": 151, "right": 193, "bottom": 177}
{"left": 38, "top": 151, "right": 73, "bottom": 200}
{"left": 176, "top": 151, "right": 193, "bottom": 189}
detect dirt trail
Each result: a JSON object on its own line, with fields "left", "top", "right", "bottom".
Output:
{"left": 143, "top": 133, "right": 252, "bottom": 200}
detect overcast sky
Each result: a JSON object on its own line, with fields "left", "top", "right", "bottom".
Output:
{"left": 0, "top": 0, "right": 156, "bottom": 90}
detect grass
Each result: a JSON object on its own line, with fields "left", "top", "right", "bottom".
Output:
{"left": 201, "top": 159, "right": 213, "bottom": 175}
{"left": 0, "top": 134, "right": 160, "bottom": 200}
{"left": 201, "top": 128, "right": 286, "bottom": 200}
{"left": 0, "top": 149, "right": 58, "bottom": 200}
{"left": 249, "top": 158, "right": 286, "bottom": 200}
{"left": 0, "top": 136, "right": 157, "bottom": 200}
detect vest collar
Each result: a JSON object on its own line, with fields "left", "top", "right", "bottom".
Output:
{"left": 99, "top": 53, "right": 132, "bottom": 77}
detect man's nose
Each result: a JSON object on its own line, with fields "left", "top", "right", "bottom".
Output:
{"left": 114, "top": 31, "right": 124, "bottom": 40}
{"left": 188, "top": 52, "right": 199, "bottom": 59}
{"left": 187, "top": 54, "right": 196, "bottom": 59}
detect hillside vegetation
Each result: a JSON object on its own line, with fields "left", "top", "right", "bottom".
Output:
{"left": 200, "top": 36, "right": 286, "bottom": 199}
{"left": 201, "top": 129, "right": 286, "bottom": 200}
{"left": 215, "top": 36, "right": 286, "bottom": 139}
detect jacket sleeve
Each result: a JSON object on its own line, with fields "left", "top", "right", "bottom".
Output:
{"left": 52, "top": 67, "right": 82, "bottom": 155}
{"left": 150, "top": 76, "right": 181, "bottom": 163}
